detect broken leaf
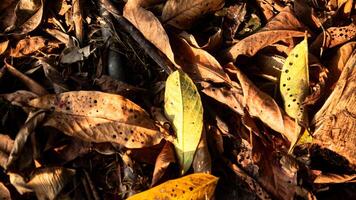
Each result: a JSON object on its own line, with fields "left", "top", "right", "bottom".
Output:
{"left": 164, "top": 70, "right": 203, "bottom": 174}
{"left": 162, "top": 0, "right": 224, "bottom": 29}
{"left": 127, "top": 173, "right": 219, "bottom": 200}
{"left": 29, "top": 91, "right": 163, "bottom": 148}
{"left": 280, "top": 36, "right": 309, "bottom": 124}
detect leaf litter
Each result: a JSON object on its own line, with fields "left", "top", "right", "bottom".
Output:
{"left": 0, "top": 0, "right": 355, "bottom": 199}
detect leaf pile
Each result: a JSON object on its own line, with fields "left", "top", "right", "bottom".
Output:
{"left": 0, "top": 0, "right": 355, "bottom": 200}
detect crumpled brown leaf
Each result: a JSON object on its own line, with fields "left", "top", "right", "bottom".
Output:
{"left": 28, "top": 91, "right": 164, "bottom": 148}
{"left": 314, "top": 173, "right": 356, "bottom": 184}
{"left": 192, "top": 128, "right": 212, "bottom": 173}
{"left": 0, "top": 182, "right": 11, "bottom": 200}
{"left": 151, "top": 141, "right": 176, "bottom": 186}
{"left": 0, "top": 134, "right": 14, "bottom": 168}
{"left": 162, "top": 0, "right": 224, "bottom": 29}
{"left": 10, "top": 36, "right": 46, "bottom": 57}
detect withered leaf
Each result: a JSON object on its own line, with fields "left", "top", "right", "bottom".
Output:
{"left": 0, "top": 134, "right": 14, "bottom": 168}
{"left": 123, "top": 0, "right": 176, "bottom": 65}
{"left": 10, "top": 36, "right": 46, "bottom": 57}
{"left": 192, "top": 129, "right": 212, "bottom": 173}
{"left": 173, "top": 36, "right": 231, "bottom": 84}
{"left": 224, "top": 30, "right": 305, "bottom": 62}
{"left": 226, "top": 64, "right": 298, "bottom": 145}
{"left": 28, "top": 91, "right": 164, "bottom": 148}
{"left": 0, "top": 182, "right": 11, "bottom": 200}
{"left": 27, "top": 167, "right": 75, "bottom": 200}
{"left": 0, "top": 40, "right": 9, "bottom": 55}
{"left": 162, "top": 0, "right": 224, "bottom": 29}
{"left": 151, "top": 141, "right": 176, "bottom": 186}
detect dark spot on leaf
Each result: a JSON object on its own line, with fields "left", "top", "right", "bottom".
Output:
{"left": 140, "top": 141, "right": 144, "bottom": 144}
{"left": 134, "top": 114, "right": 137, "bottom": 119}
{"left": 119, "top": 132, "right": 123, "bottom": 135}
{"left": 129, "top": 109, "right": 133, "bottom": 112}
{"left": 189, "top": 187, "right": 193, "bottom": 191}
{"left": 293, "top": 99, "right": 296, "bottom": 102}
{"left": 289, "top": 94, "right": 292, "bottom": 97}
{"left": 94, "top": 100, "right": 97, "bottom": 103}
{"left": 288, "top": 104, "right": 291, "bottom": 107}
{"left": 295, "top": 54, "right": 298, "bottom": 58}
{"left": 340, "top": 33, "right": 344, "bottom": 36}
{"left": 130, "top": 130, "right": 134, "bottom": 133}
{"left": 289, "top": 62, "right": 293, "bottom": 66}
{"left": 124, "top": 138, "right": 128, "bottom": 141}
{"left": 131, "top": 139, "right": 134, "bottom": 142}
{"left": 285, "top": 69, "right": 289, "bottom": 73}
{"left": 112, "top": 135, "right": 116, "bottom": 139}
{"left": 96, "top": 110, "right": 99, "bottom": 112}
{"left": 66, "top": 107, "right": 70, "bottom": 110}
{"left": 287, "top": 88, "right": 290, "bottom": 91}
{"left": 282, "top": 84, "right": 286, "bottom": 87}
{"left": 287, "top": 77, "right": 291, "bottom": 80}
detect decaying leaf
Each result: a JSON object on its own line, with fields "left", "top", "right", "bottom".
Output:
{"left": 151, "top": 141, "right": 176, "bottom": 186}
{"left": 0, "top": 134, "right": 14, "bottom": 168}
{"left": 0, "top": 40, "right": 9, "bottom": 55}
{"left": 10, "top": 36, "right": 46, "bottom": 57}
{"left": 280, "top": 36, "right": 309, "bottom": 124}
{"left": 127, "top": 173, "right": 219, "bottom": 200}
{"left": 29, "top": 91, "right": 164, "bottom": 148}
{"left": 192, "top": 129, "right": 212, "bottom": 173}
{"left": 123, "top": 0, "right": 176, "bottom": 65}
{"left": 8, "top": 173, "right": 33, "bottom": 195}
{"left": 27, "top": 167, "right": 75, "bottom": 200}
{"left": 164, "top": 71, "right": 203, "bottom": 174}
{"left": 0, "top": 182, "right": 11, "bottom": 200}
{"left": 314, "top": 173, "right": 356, "bottom": 184}
{"left": 162, "top": 0, "right": 224, "bottom": 29}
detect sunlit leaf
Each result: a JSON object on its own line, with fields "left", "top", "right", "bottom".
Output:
{"left": 127, "top": 173, "right": 219, "bottom": 200}
{"left": 164, "top": 71, "right": 203, "bottom": 174}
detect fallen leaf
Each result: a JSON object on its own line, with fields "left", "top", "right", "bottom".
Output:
{"left": 172, "top": 36, "right": 231, "bottom": 84}
{"left": 164, "top": 70, "right": 203, "bottom": 174}
{"left": 255, "top": 0, "right": 285, "bottom": 20}
{"left": 0, "top": 182, "right": 11, "bottom": 200}
{"left": 226, "top": 63, "right": 298, "bottom": 145}
{"left": 314, "top": 173, "right": 356, "bottom": 184}
{"left": 29, "top": 91, "right": 163, "bottom": 148}
{"left": 1, "top": 0, "right": 44, "bottom": 35}
{"left": 127, "top": 173, "right": 219, "bottom": 200}
{"left": 162, "top": 0, "right": 224, "bottom": 29}
{"left": 0, "top": 40, "right": 9, "bottom": 55}
{"left": 8, "top": 173, "right": 33, "bottom": 195}
{"left": 0, "top": 134, "right": 14, "bottom": 168}
{"left": 192, "top": 129, "right": 212, "bottom": 173}
{"left": 94, "top": 75, "right": 147, "bottom": 95}
{"left": 27, "top": 167, "right": 75, "bottom": 200}
{"left": 151, "top": 141, "right": 176, "bottom": 186}
{"left": 280, "top": 36, "right": 309, "bottom": 124}
{"left": 224, "top": 30, "right": 305, "bottom": 62}
{"left": 4, "top": 62, "right": 48, "bottom": 96}
{"left": 123, "top": 0, "right": 176, "bottom": 65}
{"left": 10, "top": 36, "right": 46, "bottom": 57}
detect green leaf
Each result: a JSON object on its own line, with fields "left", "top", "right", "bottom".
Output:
{"left": 164, "top": 70, "right": 203, "bottom": 174}
{"left": 127, "top": 173, "right": 218, "bottom": 200}
{"left": 280, "top": 36, "right": 309, "bottom": 125}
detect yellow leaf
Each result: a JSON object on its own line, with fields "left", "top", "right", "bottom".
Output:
{"left": 280, "top": 36, "right": 309, "bottom": 125}
{"left": 164, "top": 71, "right": 203, "bottom": 174}
{"left": 127, "top": 173, "right": 219, "bottom": 200}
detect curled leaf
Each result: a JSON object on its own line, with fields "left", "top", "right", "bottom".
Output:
{"left": 127, "top": 173, "right": 219, "bottom": 200}
{"left": 164, "top": 71, "right": 203, "bottom": 174}
{"left": 10, "top": 36, "right": 46, "bottom": 57}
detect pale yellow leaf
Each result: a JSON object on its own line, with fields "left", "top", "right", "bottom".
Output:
{"left": 164, "top": 71, "right": 203, "bottom": 174}
{"left": 127, "top": 173, "right": 219, "bottom": 200}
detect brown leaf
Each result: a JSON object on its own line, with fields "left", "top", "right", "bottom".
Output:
{"left": 29, "top": 91, "right": 164, "bottom": 148}
{"left": 0, "top": 134, "right": 14, "bottom": 168}
{"left": 261, "top": 7, "right": 308, "bottom": 31}
{"left": 72, "top": 0, "right": 83, "bottom": 44}
{"left": 314, "top": 173, "right": 356, "bottom": 184}
{"left": 172, "top": 36, "right": 231, "bottom": 84}
{"left": 10, "top": 36, "right": 46, "bottom": 57}
{"left": 0, "top": 90, "right": 38, "bottom": 108}
{"left": 94, "top": 75, "right": 147, "bottom": 95}
{"left": 224, "top": 30, "right": 305, "bottom": 62}
{"left": 123, "top": 0, "right": 176, "bottom": 65}
{"left": 255, "top": 0, "right": 285, "bottom": 20}
{"left": 4, "top": 62, "right": 48, "bottom": 96}
{"left": 27, "top": 167, "right": 75, "bottom": 200}
{"left": 226, "top": 63, "right": 298, "bottom": 145}
{"left": 8, "top": 173, "right": 33, "bottom": 195}
{"left": 201, "top": 83, "right": 244, "bottom": 114}
{"left": 162, "top": 0, "right": 224, "bottom": 29}
{"left": 6, "top": 110, "right": 46, "bottom": 170}
{"left": 0, "top": 182, "right": 11, "bottom": 200}
{"left": 313, "top": 51, "right": 356, "bottom": 167}
{"left": 0, "top": 0, "right": 44, "bottom": 35}
{"left": 311, "top": 23, "right": 356, "bottom": 53}
{"left": 151, "top": 141, "right": 176, "bottom": 186}
{"left": 0, "top": 40, "right": 9, "bottom": 55}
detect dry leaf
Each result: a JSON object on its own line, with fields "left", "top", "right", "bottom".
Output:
{"left": 0, "top": 40, "right": 9, "bottom": 55}
{"left": 312, "top": 51, "right": 356, "bottom": 166}
{"left": 127, "top": 173, "right": 219, "bottom": 200}
{"left": 5, "top": 62, "right": 48, "bottom": 96}
{"left": 95, "top": 75, "right": 147, "bottom": 95}
{"left": 10, "top": 36, "right": 46, "bottom": 57}
{"left": 151, "top": 141, "right": 176, "bottom": 186}
{"left": 123, "top": 0, "right": 176, "bottom": 65}
{"left": 173, "top": 36, "right": 231, "bottom": 84}
{"left": 72, "top": 0, "right": 83, "bottom": 44}
{"left": 29, "top": 91, "right": 164, "bottom": 148}
{"left": 0, "top": 182, "right": 11, "bottom": 200}
{"left": 27, "top": 167, "right": 75, "bottom": 200}
{"left": 226, "top": 64, "right": 298, "bottom": 145}
{"left": 192, "top": 129, "right": 212, "bottom": 173}
{"left": 1, "top": 90, "right": 38, "bottom": 108}
{"left": 224, "top": 30, "right": 305, "bottom": 62}
{"left": 164, "top": 71, "right": 204, "bottom": 174}
{"left": 162, "top": 0, "right": 224, "bottom": 29}
{"left": 0, "top": 134, "right": 14, "bottom": 168}
{"left": 8, "top": 173, "right": 33, "bottom": 195}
